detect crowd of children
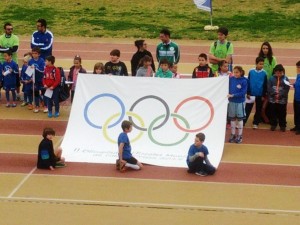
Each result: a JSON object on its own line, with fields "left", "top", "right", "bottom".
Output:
{"left": 0, "top": 26, "right": 298, "bottom": 176}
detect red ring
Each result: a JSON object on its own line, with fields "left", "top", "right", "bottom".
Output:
{"left": 173, "top": 96, "right": 214, "bottom": 132}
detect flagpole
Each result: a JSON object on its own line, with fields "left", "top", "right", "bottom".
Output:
{"left": 204, "top": 0, "right": 218, "bottom": 31}
{"left": 32, "top": 68, "right": 35, "bottom": 107}
{"left": 210, "top": 0, "right": 213, "bottom": 26}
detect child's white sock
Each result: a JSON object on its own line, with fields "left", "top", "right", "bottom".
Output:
{"left": 230, "top": 120, "right": 236, "bottom": 135}
{"left": 125, "top": 163, "right": 140, "bottom": 170}
{"left": 237, "top": 120, "right": 243, "bottom": 136}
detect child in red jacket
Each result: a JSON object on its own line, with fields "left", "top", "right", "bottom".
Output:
{"left": 43, "top": 55, "right": 61, "bottom": 118}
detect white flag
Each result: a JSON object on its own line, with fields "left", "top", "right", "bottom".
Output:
{"left": 193, "top": 0, "right": 212, "bottom": 12}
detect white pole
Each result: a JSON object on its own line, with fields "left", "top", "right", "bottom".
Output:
{"left": 32, "top": 68, "right": 35, "bottom": 106}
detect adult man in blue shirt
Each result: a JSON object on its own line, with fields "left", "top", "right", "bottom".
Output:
{"left": 31, "top": 19, "right": 53, "bottom": 60}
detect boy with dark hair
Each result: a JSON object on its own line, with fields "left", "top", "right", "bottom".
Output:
{"left": 37, "top": 127, "right": 66, "bottom": 170}
{"left": 209, "top": 27, "right": 234, "bottom": 73}
{"left": 245, "top": 57, "right": 268, "bottom": 128}
{"left": 155, "top": 58, "right": 173, "bottom": 78}
{"left": 1, "top": 50, "right": 19, "bottom": 107}
{"left": 156, "top": 28, "right": 180, "bottom": 65}
{"left": 43, "top": 55, "right": 61, "bottom": 118}
{"left": 28, "top": 47, "right": 45, "bottom": 112}
{"left": 268, "top": 64, "right": 290, "bottom": 132}
{"left": 192, "top": 53, "right": 213, "bottom": 78}
{"left": 291, "top": 61, "right": 300, "bottom": 134}
{"left": 104, "top": 49, "right": 128, "bottom": 76}
{"left": 116, "top": 120, "right": 143, "bottom": 172}
{"left": 186, "top": 133, "right": 216, "bottom": 177}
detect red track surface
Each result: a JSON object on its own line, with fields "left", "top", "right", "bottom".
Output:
{"left": 18, "top": 40, "right": 299, "bottom": 66}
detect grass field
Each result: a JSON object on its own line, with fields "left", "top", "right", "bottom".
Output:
{"left": 0, "top": 0, "right": 299, "bottom": 42}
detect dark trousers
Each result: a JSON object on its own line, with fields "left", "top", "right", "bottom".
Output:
{"left": 244, "top": 103, "right": 253, "bottom": 125}
{"left": 269, "top": 102, "right": 287, "bottom": 128}
{"left": 24, "top": 91, "right": 33, "bottom": 104}
{"left": 293, "top": 100, "right": 300, "bottom": 130}
{"left": 188, "top": 157, "right": 215, "bottom": 175}
{"left": 33, "top": 90, "right": 40, "bottom": 107}
{"left": 244, "top": 97, "right": 263, "bottom": 125}
{"left": 46, "top": 87, "right": 60, "bottom": 113}
{"left": 5, "top": 89, "right": 16, "bottom": 102}
{"left": 71, "top": 90, "right": 75, "bottom": 103}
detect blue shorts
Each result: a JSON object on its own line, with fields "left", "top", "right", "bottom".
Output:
{"left": 3, "top": 85, "right": 16, "bottom": 91}
{"left": 228, "top": 102, "right": 246, "bottom": 120}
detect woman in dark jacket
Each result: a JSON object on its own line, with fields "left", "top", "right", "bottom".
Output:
{"left": 130, "top": 40, "right": 155, "bottom": 76}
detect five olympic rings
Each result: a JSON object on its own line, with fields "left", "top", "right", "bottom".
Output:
{"left": 83, "top": 93, "right": 214, "bottom": 146}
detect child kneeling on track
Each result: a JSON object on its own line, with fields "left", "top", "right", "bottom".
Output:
{"left": 37, "top": 127, "right": 66, "bottom": 170}
{"left": 186, "top": 133, "right": 216, "bottom": 177}
{"left": 116, "top": 120, "right": 143, "bottom": 172}
{"left": 227, "top": 66, "right": 248, "bottom": 144}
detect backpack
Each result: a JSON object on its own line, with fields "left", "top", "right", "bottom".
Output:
{"left": 214, "top": 41, "right": 233, "bottom": 71}
{"left": 57, "top": 67, "right": 70, "bottom": 102}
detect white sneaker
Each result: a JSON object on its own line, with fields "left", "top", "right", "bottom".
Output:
{"left": 43, "top": 108, "right": 48, "bottom": 113}
{"left": 252, "top": 124, "right": 258, "bottom": 129}
{"left": 33, "top": 108, "right": 39, "bottom": 113}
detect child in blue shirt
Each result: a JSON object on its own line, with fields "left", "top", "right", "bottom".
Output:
{"left": 117, "top": 120, "right": 143, "bottom": 172}
{"left": 28, "top": 47, "right": 45, "bottom": 113}
{"left": 186, "top": 133, "right": 216, "bottom": 176}
{"left": 227, "top": 66, "right": 248, "bottom": 143}
{"left": 291, "top": 61, "right": 300, "bottom": 134}
{"left": 2, "top": 50, "right": 19, "bottom": 107}
{"left": 20, "top": 54, "right": 33, "bottom": 107}
{"left": 245, "top": 57, "right": 268, "bottom": 128}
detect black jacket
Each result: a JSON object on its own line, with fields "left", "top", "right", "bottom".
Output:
{"left": 37, "top": 138, "right": 57, "bottom": 169}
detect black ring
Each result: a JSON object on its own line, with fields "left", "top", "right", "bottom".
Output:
{"left": 128, "top": 95, "right": 170, "bottom": 131}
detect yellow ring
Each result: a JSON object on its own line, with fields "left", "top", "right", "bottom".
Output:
{"left": 103, "top": 112, "right": 145, "bottom": 144}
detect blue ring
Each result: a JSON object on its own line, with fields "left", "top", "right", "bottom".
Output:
{"left": 84, "top": 93, "right": 125, "bottom": 129}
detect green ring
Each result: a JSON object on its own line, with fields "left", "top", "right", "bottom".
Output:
{"left": 148, "top": 113, "right": 190, "bottom": 146}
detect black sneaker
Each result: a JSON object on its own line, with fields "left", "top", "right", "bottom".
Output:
{"left": 195, "top": 171, "right": 208, "bottom": 176}
{"left": 290, "top": 127, "right": 297, "bottom": 131}
{"left": 295, "top": 130, "right": 300, "bottom": 135}
{"left": 235, "top": 135, "right": 243, "bottom": 144}
{"left": 55, "top": 162, "right": 66, "bottom": 168}
{"left": 229, "top": 134, "right": 236, "bottom": 143}
{"left": 280, "top": 127, "right": 286, "bottom": 132}
{"left": 270, "top": 126, "right": 276, "bottom": 131}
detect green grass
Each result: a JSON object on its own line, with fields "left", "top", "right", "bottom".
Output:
{"left": 0, "top": 0, "right": 299, "bottom": 42}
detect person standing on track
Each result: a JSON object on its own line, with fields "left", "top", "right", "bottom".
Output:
{"left": 209, "top": 27, "right": 234, "bottom": 74}
{"left": 156, "top": 28, "right": 180, "bottom": 66}
{"left": 131, "top": 40, "right": 155, "bottom": 76}
{"left": 31, "top": 18, "right": 53, "bottom": 60}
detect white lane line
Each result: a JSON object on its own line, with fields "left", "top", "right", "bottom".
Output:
{"left": 221, "top": 161, "right": 300, "bottom": 167}
{"left": 6, "top": 139, "right": 64, "bottom": 198}
{"left": 7, "top": 167, "right": 36, "bottom": 198}
{"left": 2, "top": 172, "right": 298, "bottom": 189}
{"left": 0, "top": 196, "right": 299, "bottom": 215}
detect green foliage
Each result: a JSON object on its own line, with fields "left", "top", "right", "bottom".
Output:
{"left": 0, "top": 0, "right": 299, "bottom": 42}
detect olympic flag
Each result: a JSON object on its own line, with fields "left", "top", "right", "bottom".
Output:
{"left": 61, "top": 75, "right": 228, "bottom": 168}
